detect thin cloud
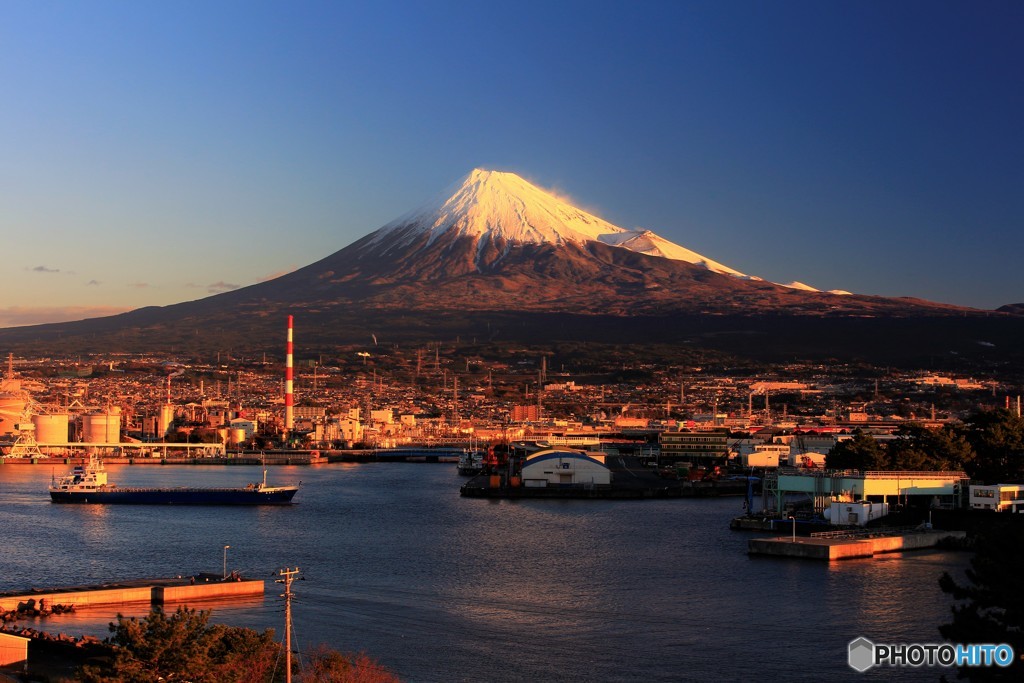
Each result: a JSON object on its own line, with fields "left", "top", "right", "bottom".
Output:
{"left": 31, "top": 265, "right": 60, "bottom": 273}
{"left": 207, "top": 281, "right": 240, "bottom": 294}
{"left": 86, "top": 280, "right": 101, "bottom": 286}
{"left": 523, "top": 175, "right": 612, "bottom": 224}
{"left": 0, "top": 305, "right": 131, "bottom": 328}
{"left": 259, "top": 267, "right": 295, "bottom": 282}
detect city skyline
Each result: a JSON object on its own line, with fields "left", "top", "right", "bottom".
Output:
{"left": 2, "top": 1, "right": 1021, "bottom": 328}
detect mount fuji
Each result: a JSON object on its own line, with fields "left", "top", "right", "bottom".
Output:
{"left": 0, "top": 168, "right": 996, "bottom": 359}
{"left": 237, "top": 168, "right": 963, "bottom": 317}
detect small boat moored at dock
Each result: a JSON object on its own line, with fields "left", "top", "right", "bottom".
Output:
{"left": 48, "top": 455, "right": 299, "bottom": 505}
{"left": 456, "top": 450, "right": 485, "bottom": 475}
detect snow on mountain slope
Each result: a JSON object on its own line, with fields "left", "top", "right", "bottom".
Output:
{"left": 780, "top": 281, "right": 820, "bottom": 292}
{"left": 596, "top": 229, "right": 746, "bottom": 277}
{"left": 369, "top": 169, "right": 749, "bottom": 277}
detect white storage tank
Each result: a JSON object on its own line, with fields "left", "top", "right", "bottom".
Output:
{"left": 33, "top": 413, "right": 70, "bottom": 444}
{"left": 83, "top": 410, "right": 121, "bottom": 444}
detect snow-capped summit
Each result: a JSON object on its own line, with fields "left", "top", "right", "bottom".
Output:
{"left": 377, "top": 169, "right": 621, "bottom": 247}
{"left": 370, "top": 169, "right": 748, "bottom": 277}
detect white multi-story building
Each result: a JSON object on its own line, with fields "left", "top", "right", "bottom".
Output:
{"left": 969, "top": 484, "right": 1024, "bottom": 512}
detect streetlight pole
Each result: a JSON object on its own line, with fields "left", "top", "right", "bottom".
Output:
{"left": 788, "top": 516, "right": 796, "bottom": 542}
{"left": 223, "top": 545, "right": 231, "bottom": 579}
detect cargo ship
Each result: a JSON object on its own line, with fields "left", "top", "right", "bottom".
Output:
{"left": 48, "top": 455, "right": 299, "bottom": 505}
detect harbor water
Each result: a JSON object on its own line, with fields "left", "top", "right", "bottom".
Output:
{"left": 0, "top": 462, "right": 968, "bottom": 682}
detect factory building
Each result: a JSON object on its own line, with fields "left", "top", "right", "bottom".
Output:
{"left": 660, "top": 429, "right": 729, "bottom": 464}
{"left": 767, "top": 470, "right": 969, "bottom": 517}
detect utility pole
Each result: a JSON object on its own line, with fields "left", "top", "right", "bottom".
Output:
{"left": 277, "top": 567, "right": 300, "bottom": 683}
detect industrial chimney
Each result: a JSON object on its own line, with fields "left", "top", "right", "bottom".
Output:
{"left": 285, "top": 315, "right": 294, "bottom": 434}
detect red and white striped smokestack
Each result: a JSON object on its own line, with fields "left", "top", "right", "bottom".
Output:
{"left": 285, "top": 315, "right": 294, "bottom": 433}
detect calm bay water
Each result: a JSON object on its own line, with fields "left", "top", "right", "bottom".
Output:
{"left": 0, "top": 462, "right": 967, "bottom": 682}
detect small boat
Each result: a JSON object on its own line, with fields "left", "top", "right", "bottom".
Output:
{"left": 456, "top": 450, "right": 485, "bottom": 476}
{"left": 48, "top": 455, "right": 299, "bottom": 505}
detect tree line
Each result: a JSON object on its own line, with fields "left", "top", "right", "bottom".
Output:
{"left": 78, "top": 606, "right": 401, "bottom": 683}
{"left": 825, "top": 409, "right": 1024, "bottom": 482}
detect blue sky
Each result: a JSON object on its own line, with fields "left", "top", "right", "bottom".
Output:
{"left": 1, "top": 1, "right": 1021, "bottom": 327}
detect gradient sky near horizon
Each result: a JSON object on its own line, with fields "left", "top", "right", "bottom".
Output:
{"left": 2, "top": 1, "right": 1021, "bottom": 327}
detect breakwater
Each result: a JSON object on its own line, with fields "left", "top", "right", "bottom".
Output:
{"left": 0, "top": 576, "right": 264, "bottom": 613}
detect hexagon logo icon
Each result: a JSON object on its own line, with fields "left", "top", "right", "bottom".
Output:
{"left": 848, "top": 637, "right": 875, "bottom": 672}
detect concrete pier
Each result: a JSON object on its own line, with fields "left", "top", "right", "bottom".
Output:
{"left": 0, "top": 577, "right": 264, "bottom": 612}
{"left": 155, "top": 579, "right": 263, "bottom": 605}
{"left": 748, "top": 529, "right": 966, "bottom": 561}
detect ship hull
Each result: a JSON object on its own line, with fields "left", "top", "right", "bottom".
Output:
{"left": 49, "top": 486, "right": 298, "bottom": 505}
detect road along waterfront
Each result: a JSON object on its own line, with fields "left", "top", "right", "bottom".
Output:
{"left": 0, "top": 462, "right": 968, "bottom": 682}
